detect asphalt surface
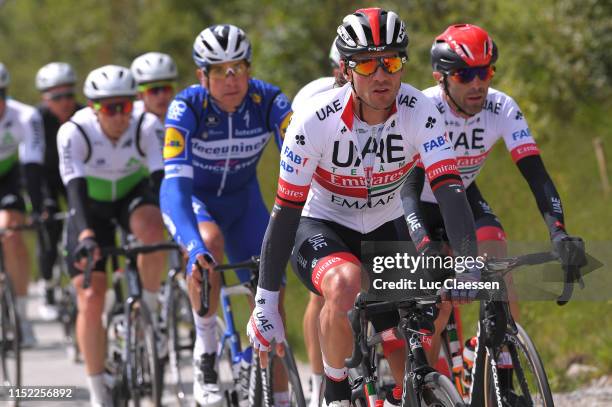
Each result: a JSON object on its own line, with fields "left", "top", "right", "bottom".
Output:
{"left": 7, "top": 284, "right": 313, "bottom": 407}
{"left": 6, "top": 284, "right": 611, "bottom": 406}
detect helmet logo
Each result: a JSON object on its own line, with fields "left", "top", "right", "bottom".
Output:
{"left": 397, "top": 23, "right": 406, "bottom": 43}
{"left": 337, "top": 26, "right": 356, "bottom": 47}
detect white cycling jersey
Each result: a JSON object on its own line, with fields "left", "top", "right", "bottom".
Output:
{"left": 57, "top": 107, "right": 164, "bottom": 202}
{"left": 0, "top": 99, "right": 44, "bottom": 176}
{"left": 292, "top": 77, "right": 336, "bottom": 113}
{"left": 278, "top": 83, "right": 459, "bottom": 234}
{"left": 420, "top": 86, "right": 539, "bottom": 203}
{"left": 133, "top": 99, "right": 145, "bottom": 116}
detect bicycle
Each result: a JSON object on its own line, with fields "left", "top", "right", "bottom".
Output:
{"left": 83, "top": 239, "right": 179, "bottom": 407}
{"left": 161, "top": 245, "right": 195, "bottom": 406}
{"left": 467, "top": 251, "right": 582, "bottom": 407}
{"left": 346, "top": 291, "right": 465, "bottom": 407}
{"left": 431, "top": 250, "right": 584, "bottom": 407}
{"left": 199, "top": 256, "right": 306, "bottom": 407}
{"left": 0, "top": 217, "right": 61, "bottom": 401}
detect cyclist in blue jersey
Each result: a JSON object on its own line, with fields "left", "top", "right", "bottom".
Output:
{"left": 160, "top": 24, "right": 292, "bottom": 407}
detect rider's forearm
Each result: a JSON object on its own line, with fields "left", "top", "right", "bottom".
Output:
{"left": 23, "top": 163, "right": 44, "bottom": 214}
{"left": 516, "top": 155, "right": 566, "bottom": 238}
{"left": 400, "top": 167, "right": 430, "bottom": 250}
{"left": 159, "top": 177, "right": 207, "bottom": 254}
{"left": 258, "top": 203, "right": 302, "bottom": 291}
{"left": 66, "top": 177, "right": 92, "bottom": 234}
{"left": 433, "top": 183, "right": 478, "bottom": 258}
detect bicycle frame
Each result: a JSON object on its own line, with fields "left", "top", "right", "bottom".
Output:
{"left": 217, "top": 271, "right": 254, "bottom": 363}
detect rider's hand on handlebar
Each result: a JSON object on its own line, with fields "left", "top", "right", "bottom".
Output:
{"left": 247, "top": 287, "right": 285, "bottom": 367}
{"left": 442, "top": 267, "right": 482, "bottom": 305}
{"left": 72, "top": 236, "right": 100, "bottom": 271}
{"left": 187, "top": 251, "right": 216, "bottom": 315}
{"left": 552, "top": 234, "right": 586, "bottom": 268}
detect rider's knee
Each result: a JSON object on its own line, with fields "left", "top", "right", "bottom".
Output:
{"left": 321, "top": 264, "right": 361, "bottom": 314}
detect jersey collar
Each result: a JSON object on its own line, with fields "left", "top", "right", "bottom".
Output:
{"left": 340, "top": 91, "right": 398, "bottom": 132}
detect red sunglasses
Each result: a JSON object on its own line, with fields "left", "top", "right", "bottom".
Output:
{"left": 92, "top": 100, "right": 133, "bottom": 116}
{"left": 449, "top": 66, "right": 496, "bottom": 84}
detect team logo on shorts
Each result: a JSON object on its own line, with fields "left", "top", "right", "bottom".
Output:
{"left": 163, "top": 128, "right": 185, "bottom": 159}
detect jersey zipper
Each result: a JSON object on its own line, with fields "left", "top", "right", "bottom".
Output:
{"left": 217, "top": 113, "right": 233, "bottom": 196}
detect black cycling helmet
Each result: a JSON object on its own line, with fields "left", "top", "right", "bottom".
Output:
{"left": 335, "top": 8, "right": 409, "bottom": 60}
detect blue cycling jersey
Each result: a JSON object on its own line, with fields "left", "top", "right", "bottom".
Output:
{"left": 160, "top": 78, "right": 292, "bottom": 270}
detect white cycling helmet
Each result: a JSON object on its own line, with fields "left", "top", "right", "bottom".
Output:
{"left": 36, "top": 62, "right": 76, "bottom": 91}
{"left": 192, "top": 24, "right": 252, "bottom": 69}
{"left": 83, "top": 65, "right": 137, "bottom": 100}
{"left": 329, "top": 38, "right": 341, "bottom": 68}
{"left": 0, "top": 63, "right": 9, "bottom": 88}
{"left": 130, "top": 52, "right": 178, "bottom": 84}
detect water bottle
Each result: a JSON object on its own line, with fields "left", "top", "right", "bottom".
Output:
{"left": 462, "top": 336, "right": 477, "bottom": 390}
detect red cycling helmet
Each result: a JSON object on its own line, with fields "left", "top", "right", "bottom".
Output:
{"left": 335, "top": 7, "right": 409, "bottom": 60}
{"left": 431, "top": 24, "right": 498, "bottom": 74}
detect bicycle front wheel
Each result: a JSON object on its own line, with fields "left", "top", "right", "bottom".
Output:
{"left": 483, "top": 323, "right": 553, "bottom": 407}
{"left": 0, "top": 273, "right": 20, "bottom": 392}
{"left": 166, "top": 276, "right": 195, "bottom": 405}
{"left": 127, "top": 302, "right": 162, "bottom": 407}
{"left": 418, "top": 372, "right": 465, "bottom": 407}
{"left": 261, "top": 341, "right": 306, "bottom": 407}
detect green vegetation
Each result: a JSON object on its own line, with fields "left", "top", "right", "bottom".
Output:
{"left": 2, "top": 0, "right": 610, "bottom": 392}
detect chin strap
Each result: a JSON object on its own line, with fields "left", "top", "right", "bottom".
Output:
{"left": 442, "top": 75, "right": 476, "bottom": 118}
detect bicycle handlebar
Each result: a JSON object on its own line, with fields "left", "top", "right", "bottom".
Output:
{"left": 484, "top": 251, "right": 583, "bottom": 305}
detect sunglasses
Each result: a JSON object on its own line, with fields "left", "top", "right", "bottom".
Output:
{"left": 93, "top": 100, "right": 133, "bottom": 116}
{"left": 48, "top": 91, "right": 75, "bottom": 101}
{"left": 449, "top": 66, "right": 496, "bottom": 84}
{"left": 138, "top": 82, "right": 175, "bottom": 96}
{"left": 207, "top": 61, "right": 249, "bottom": 79}
{"left": 348, "top": 56, "right": 406, "bottom": 76}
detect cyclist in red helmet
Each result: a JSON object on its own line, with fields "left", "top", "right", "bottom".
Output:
{"left": 402, "top": 23, "right": 586, "bottom": 398}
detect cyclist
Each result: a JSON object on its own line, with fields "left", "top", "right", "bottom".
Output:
{"left": 401, "top": 23, "right": 585, "bottom": 394}
{"left": 292, "top": 38, "right": 345, "bottom": 113}
{"left": 131, "top": 51, "right": 178, "bottom": 122}
{"left": 58, "top": 65, "right": 167, "bottom": 407}
{"left": 292, "top": 37, "right": 347, "bottom": 407}
{"left": 160, "top": 24, "right": 292, "bottom": 406}
{"left": 35, "top": 62, "right": 83, "bottom": 320}
{"left": 247, "top": 8, "right": 481, "bottom": 406}
{"left": 0, "top": 62, "right": 45, "bottom": 348}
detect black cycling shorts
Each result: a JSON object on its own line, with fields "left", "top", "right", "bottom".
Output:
{"left": 291, "top": 216, "right": 411, "bottom": 332}
{"left": 0, "top": 165, "right": 26, "bottom": 212}
{"left": 65, "top": 180, "right": 158, "bottom": 278}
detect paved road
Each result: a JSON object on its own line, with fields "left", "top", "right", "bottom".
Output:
{"left": 11, "top": 284, "right": 611, "bottom": 406}
{"left": 11, "top": 284, "right": 313, "bottom": 406}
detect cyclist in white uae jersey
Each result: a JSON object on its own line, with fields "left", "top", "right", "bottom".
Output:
{"left": 401, "top": 24, "right": 586, "bottom": 400}
{"left": 292, "top": 37, "right": 347, "bottom": 407}
{"left": 58, "top": 65, "right": 166, "bottom": 407}
{"left": 247, "top": 8, "right": 480, "bottom": 406}
{"left": 0, "top": 62, "right": 45, "bottom": 348}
